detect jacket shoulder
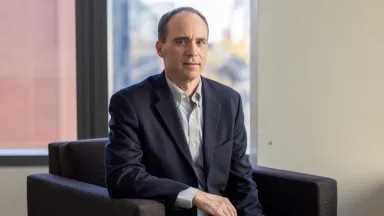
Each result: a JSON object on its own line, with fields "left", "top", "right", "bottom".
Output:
{"left": 110, "top": 74, "right": 159, "bottom": 101}
{"left": 203, "top": 76, "right": 241, "bottom": 100}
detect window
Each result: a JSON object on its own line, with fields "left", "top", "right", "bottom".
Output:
{"left": 0, "top": 0, "right": 77, "bottom": 156}
{"left": 107, "top": 0, "right": 252, "bottom": 152}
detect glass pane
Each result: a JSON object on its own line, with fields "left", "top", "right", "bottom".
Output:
{"left": 107, "top": 0, "right": 251, "bottom": 151}
{"left": 0, "top": 0, "right": 77, "bottom": 155}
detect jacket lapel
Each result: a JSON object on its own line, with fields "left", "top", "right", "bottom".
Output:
{"left": 202, "top": 77, "right": 220, "bottom": 181}
{"left": 153, "top": 73, "right": 194, "bottom": 169}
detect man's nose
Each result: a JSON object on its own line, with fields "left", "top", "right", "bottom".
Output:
{"left": 186, "top": 42, "right": 198, "bottom": 56}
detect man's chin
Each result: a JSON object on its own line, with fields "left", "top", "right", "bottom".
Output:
{"left": 182, "top": 70, "right": 201, "bottom": 80}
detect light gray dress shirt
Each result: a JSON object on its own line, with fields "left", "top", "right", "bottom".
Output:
{"left": 166, "top": 77, "right": 206, "bottom": 216}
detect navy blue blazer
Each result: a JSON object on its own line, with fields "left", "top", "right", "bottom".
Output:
{"left": 104, "top": 72, "right": 262, "bottom": 216}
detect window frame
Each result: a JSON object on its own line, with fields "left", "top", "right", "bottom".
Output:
{"left": 104, "top": 0, "right": 260, "bottom": 164}
{"left": 249, "top": 0, "right": 259, "bottom": 165}
{"left": 1, "top": 0, "right": 259, "bottom": 166}
{"left": 0, "top": 0, "right": 108, "bottom": 166}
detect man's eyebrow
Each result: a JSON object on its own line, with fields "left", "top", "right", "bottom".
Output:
{"left": 196, "top": 37, "right": 207, "bottom": 41}
{"left": 172, "top": 37, "right": 207, "bottom": 41}
{"left": 172, "top": 37, "right": 190, "bottom": 41}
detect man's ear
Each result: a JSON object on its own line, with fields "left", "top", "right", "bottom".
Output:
{"left": 156, "top": 41, "right": 164, "bottom": 58}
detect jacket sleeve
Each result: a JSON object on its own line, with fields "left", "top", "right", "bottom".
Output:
{"left": 104, "top": 91, "right": 189, "bottom": 208}
{"left": 224, "top": 94, "right": 263, "bottom": 216}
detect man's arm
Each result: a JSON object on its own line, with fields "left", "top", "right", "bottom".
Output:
{"left": 104, "top": 92, "right": 189, "bottom": 208}
{"left": 224, "top": 94, "right": 263, "bottom": 216}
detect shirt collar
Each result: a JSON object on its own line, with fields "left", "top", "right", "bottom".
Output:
{"left": 166, "top": 76, "right": 202, "bottom": 107}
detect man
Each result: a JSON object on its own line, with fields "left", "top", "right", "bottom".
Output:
{"left": 104, "top": 7, "right": 262, "bottom": 216}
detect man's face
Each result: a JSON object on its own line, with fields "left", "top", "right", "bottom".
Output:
{"left": 156, "top": 11, "right": 208, "bottom": 82}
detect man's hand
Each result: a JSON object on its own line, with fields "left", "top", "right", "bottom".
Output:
{"left": 192, "top": 190, "right": 237, "bottom": 216}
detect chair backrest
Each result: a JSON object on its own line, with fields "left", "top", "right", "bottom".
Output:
{"left": 48, "top": 138, "right": 108, "bottom": 187}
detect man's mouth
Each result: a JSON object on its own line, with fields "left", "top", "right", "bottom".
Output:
{"left": 183, "top": 63, "right": 200, "bottom": 65}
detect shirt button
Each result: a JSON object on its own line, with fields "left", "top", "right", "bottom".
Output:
{"left": 192, "top": 142, "right": 197, "bottom": 147}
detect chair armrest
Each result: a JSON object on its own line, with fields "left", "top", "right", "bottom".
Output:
{"left": 253, "top": 166, "right": 337, "bottom": 216}
{"left": 27, "top": 173, "right": 165, "bottom": 216}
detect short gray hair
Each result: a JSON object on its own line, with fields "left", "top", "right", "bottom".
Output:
{"left": 157, "top": 7, "right": 209, "bottom": 43}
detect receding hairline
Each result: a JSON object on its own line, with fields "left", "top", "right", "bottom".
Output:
{"left": 166, "top": 12, "right": 208, "bottom": 38}
{"left": 157, "top": 7, "right": 209, "bottom": 42}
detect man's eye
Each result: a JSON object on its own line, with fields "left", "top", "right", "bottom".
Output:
{"left": 175, "top": 40, "right": 187, "bottom": 45}
{"left": 197, "top": 40, "right": 206, "bottom": 45}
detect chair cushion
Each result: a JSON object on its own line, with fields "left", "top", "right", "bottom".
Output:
{"left": 57, "top": 138, "right": 107, "bottom": 187}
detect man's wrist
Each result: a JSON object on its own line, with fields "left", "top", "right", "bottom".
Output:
{"left": 175, "top": 187, "right": 199, "bottom": 209}
{"left": 192, "top": 190, "right": 205, "bottom": 206}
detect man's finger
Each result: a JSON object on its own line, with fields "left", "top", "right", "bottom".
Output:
{"left": 219, "top": 206, "right": 232, "bottom": 216}
{"left": 222, "top": 198, "right": 236, "bottom": 216}
{"left": 230, "top": 202, "right": 237, "bottom": 216}
{"left": 227, "top": 204, "right": 237, "bottom": 216}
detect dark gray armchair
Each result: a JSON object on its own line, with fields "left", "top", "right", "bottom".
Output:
{"left": 27, "top": 138, "right": 337, "bottom": 216}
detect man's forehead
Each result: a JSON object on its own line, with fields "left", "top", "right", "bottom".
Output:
{"left": 167, "top": 12, "right": 207, "bottom": 29}
{"left": 167, "top": 14, "right": 207, "bottom": 37}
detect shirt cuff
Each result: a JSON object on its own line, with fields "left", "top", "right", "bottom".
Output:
{"left": 175, "top": 187, "right": 199, "bottom": 209}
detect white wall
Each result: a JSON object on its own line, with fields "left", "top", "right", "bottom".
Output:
{"left": 0, "top": 167, "right": 47, "bottom": 216}
{"left": 256, "top": 0, "right": 384, "bottom": 216}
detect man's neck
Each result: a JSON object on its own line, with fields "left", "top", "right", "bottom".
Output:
{"left": 165, "top": 74, "right": 200, "bottom": 97}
